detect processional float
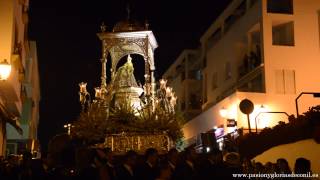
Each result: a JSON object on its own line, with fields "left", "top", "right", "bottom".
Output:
{"left": 73, "top": 18, "right": 182, "bottom": 154}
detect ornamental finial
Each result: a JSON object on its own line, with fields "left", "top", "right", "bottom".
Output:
{"left": 145, "top": 19, "right": 149, "bottom": 30}
{"left": 126, "top": 3, "right": 131, "bottom": 20}
{"left": 100, "top": 22, "right": 106, "bottom": 32}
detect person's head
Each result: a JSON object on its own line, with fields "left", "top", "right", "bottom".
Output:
{"left": 242, "top": 158, "right": 253, "bottom": 170}
{"left": 104, "top": 148, "right": 113, "bottom": 163}
{"left": 157, "top": 162, "right": 172, "bottom": 179}
{"left": 184, "top": 147, "right": 197, "bottom": 162}
{"left": 22, "top": 151, "right": 33, "bottom": 167}
{"left": 264, "top": 162, "right": 272, "bottom": 170}
{"left": 254, "top": 162, "right": 264, "bottom": 173}
{"left": 91, "top": 149, "right": 108, "bottom": 168}
{"left": 207, "top": 148, "right": 222, "bottom": 163}
{"left": 48, "top": 134, "right": 75, "bottom": 168}
{"left": 294, "top": 157, "right": 311, "bottom": 174}
{"left": 124, "top": 150, "right": 137, "bottom": 167}
{"left": 7, "top": 154, "right": 18, "bottom": 166}
{"left": 223, "top": 152, "right": 240, "bottom": 167}
{"left": 167, "top": 148, "right": 178, "bottom": 164}
{"left": 145, "top": 148, "right": 158, "bottom": 165}
{"left": 22, "top": 150, "right": 32, "bottom": 159}
{"left": 277, "top": 158, "right": 291, "bottom": 173}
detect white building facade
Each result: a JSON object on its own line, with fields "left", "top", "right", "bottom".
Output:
{"left": 163, "top": 49, "right": 202, "bottom": 121}
{"left": 181, "top": 0, "right": 320, "bottom": 145}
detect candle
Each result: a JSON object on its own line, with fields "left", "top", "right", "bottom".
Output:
{"left": 79, "top": 82, "right": 87, "bottom": 93}
{"left": 160, "top": 79, "right": 167, "bottom": 89}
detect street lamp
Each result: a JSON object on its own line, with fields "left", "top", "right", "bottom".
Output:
{"left": 219, "top": 107, "right": 228, "bottom": 118}
{"left": 0, "top": 59, "right": 11, "bottom": 80}
{"left": 295, "top": 92, "right": 320, "bottom": 117}
{"left": 254, "top": 111, "right": 289, "bottom": 133}
{"left": 64, "top": 123, "right": 72, "bottom": 135}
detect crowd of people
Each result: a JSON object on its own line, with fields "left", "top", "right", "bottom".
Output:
{"left": 0, "top": 145, "right": 314, "bottom": 180}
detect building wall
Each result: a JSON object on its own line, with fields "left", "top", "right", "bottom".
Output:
{"left": 6, "top": 41, "right": 41, "bottom": 154}
{"left": 163, "top": 49, "right": 202, "bottom": 120}
{"left": 203, "top": 0, "right": 262, "bottom": 109}
{"left": 262, "top": 0, "right": 320, "bottom": 113}
{"left": 182, "top": 0, "right": 320, "bottom": 145}
{"left": 0, "top": 0, "right": 33, "bottom": 156}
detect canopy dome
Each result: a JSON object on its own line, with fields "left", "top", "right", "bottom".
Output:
{"left": 113, "top": 19, "right": 146, "bottom": 32}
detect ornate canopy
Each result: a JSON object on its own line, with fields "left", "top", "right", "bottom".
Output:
{"left": 96, "top": 21, "right": 158, "bottom": 97}
{"left": 74, "top": 19, "right": 181, "bottom": 154}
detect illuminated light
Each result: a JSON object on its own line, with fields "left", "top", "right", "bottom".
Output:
{"left": 95, "top": 87, "right": 102, "bottom": 99}
{"left": 159, "top": 79, "right": 167, "bottom": 89}
{"left": 0, "top": 59, "right": 11, "bottom": 80}
{"left": 213, "top": 126, "right": 218, "bottom": 130}
{"left": 219, "top": 107, "right": 228, "bottom": 118}
{"left": 170, "top": 95, "right": 177, "bottom": 106}
{"left": 206, "top": 147, "right": 210, "bottom": 152}
{"left": 166, "top": 87, "right": 172, "bottom": 97}
{"left": 218, "top": 141, "right": 223, "bottom": 151}
{"left": 79, "top": 82, "right": 87, "bottom": 93}
{"left": 228, "top": 104, "right": 238, "bottom": 119}
{"left": 260, "top": 104, "right": 266, "bottom": 112}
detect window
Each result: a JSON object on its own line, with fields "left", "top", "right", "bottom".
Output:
{"left": 203, "top": 73, "right": 207, "bottom": 103}
{"left": 212, "top": 72, "right": 218, "bottom": 90}
{"left": 225, "top": 62, "right": 232, "bottom": 79}
{"left": 195, "top": 70, "right": 202, "bottom": 80}
{"left": 203, "top": 57, "right": 207, "bottom": 68}
{"left": 275, "top": 69, "right": 296, "bottom": 94}
{"left": 272, "top": 21, "right": 294, "bottom": 46}
{"left": 267, "top": 0, "right": 293, "bottom": 14}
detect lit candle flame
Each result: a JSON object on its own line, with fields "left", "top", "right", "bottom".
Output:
{"left": 160, "top": 79, "right": 167, "bottom": 89}
{"left": 95, "top": 87, "right": 102, "bottom": 98}
{"left": 166, "top": 87, "right": 172, "bottom": 97}
{"left": 79, "top": 82, "right": 87, "bottom": 93}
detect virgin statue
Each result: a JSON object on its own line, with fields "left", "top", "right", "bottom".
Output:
{"left": 113, "top": 54, "right": 138, "bottom": 90}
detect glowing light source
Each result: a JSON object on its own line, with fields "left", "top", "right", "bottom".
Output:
{"left": 64, "top": 123, "right": 72, "bottom": 135}
{"left": 79, "top": 82, "right": 87, "bottom": 93}
{"left": 170, "top": 94, "right": 177, "bottom": 107}
{"left": 206, "top": 147, "right": 210, "bottom": 152}
{"left": 166, "top": 87, "right": 172, "bottom": 97}
{"left": 219, "top": 107, "right": 228, "bottom": 118}
{"left": 159, "top": 79, "right": 167, "bottom": 89}
{"left": 0, "top": 59, "right": 11, "bottom": 80}
{"left": 95, "top": 87, "right": 102, "bottom": 99}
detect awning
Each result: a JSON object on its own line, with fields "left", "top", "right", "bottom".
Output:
{"left": 0, "top": 103, "right": 23, "bottom": 135}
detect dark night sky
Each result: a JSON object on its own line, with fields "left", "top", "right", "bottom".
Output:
{"left": 27, "top": 0, "right": 231, "bottom": 152}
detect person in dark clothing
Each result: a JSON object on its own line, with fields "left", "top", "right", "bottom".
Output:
{"left": 135, "top": 148, "right": 159, "bottom": 180}
{"left": 103, "top": 148, "right": 116, "bottom": 180}
{"left": 46, "top": 134, "right": 78, "bottom": 180}
{"left": 174, "top": 147, "right": 198, "bottom": 180}
{"left": 197, "top": 148, "right": 223, "bottom": 180}
{"left": 166, "top": 148, "right": 178, "bottom": 174}
{"left": 78, "top": 149, "right": 109, "bottom": 180}
{"left": 294, "top": 157, "right": 312, "bottom": 174}
{"left": 155, "top": 162, "right": 172, "bottom": 180}
{"left": 116, "top": 150, "right": 137, "bottom": 180}
{"left": 1, "top": 155, "right": 20, "bottom": 180}
{"left": 276, "top": 158, "right": 292, "bottom": 174}
{"left": 219, "top": 152, "right": 243, "bottom": 180}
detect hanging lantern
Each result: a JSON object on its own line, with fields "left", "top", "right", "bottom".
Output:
{"left": 0, "top": 59, "right": 11, "bottom": 80}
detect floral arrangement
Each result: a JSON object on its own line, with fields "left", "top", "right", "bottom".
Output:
{"left": 71, "top": 100, "right": 184, "bottom": 145}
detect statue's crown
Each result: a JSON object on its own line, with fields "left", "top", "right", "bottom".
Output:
{"left": 127, "top": 54, "right": 132, "bottom": 62}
